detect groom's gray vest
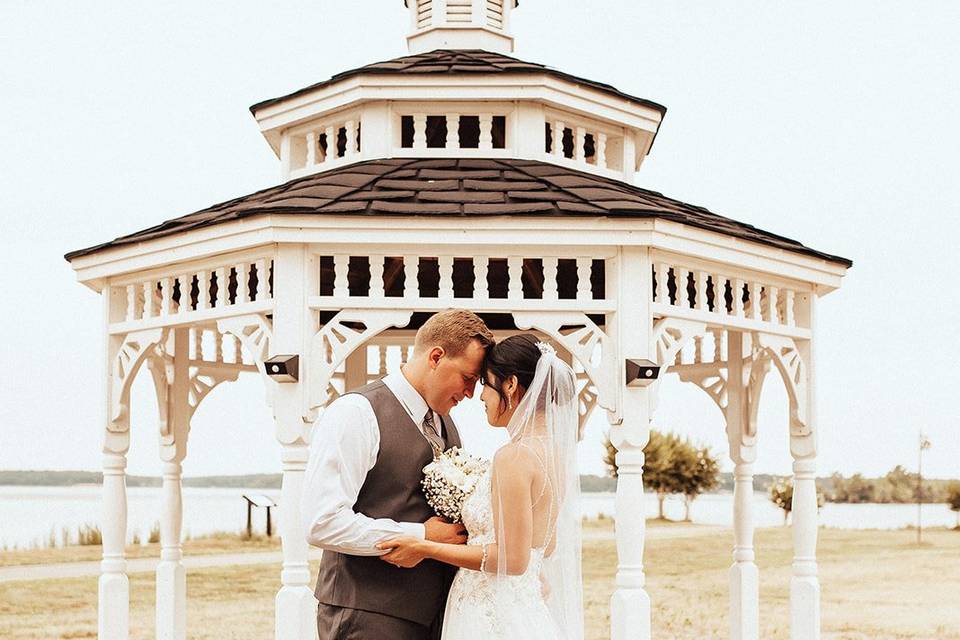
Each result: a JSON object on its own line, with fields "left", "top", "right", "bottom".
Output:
{"left": 314, "top": 379, "right": 461, "bottom": 626}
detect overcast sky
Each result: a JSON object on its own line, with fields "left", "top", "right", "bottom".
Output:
{"left": 1, "top": 0, "right": 958, "bottom": 480}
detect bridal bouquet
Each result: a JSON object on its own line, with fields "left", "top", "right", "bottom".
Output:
{"left": 421, "top": 447, "right": 489, "bottom": 523}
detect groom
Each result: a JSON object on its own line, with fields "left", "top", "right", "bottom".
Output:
{"left": 301, "top": 309, "right": 495, "bottom": 640}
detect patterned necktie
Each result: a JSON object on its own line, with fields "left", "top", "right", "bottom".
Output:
{"left": 422, "top": 410, "right": 445, "bottom": 456}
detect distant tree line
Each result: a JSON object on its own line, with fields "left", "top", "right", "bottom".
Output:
{"left": 0, "top": 470, "right": 282, "bottom": 489}
{"left": 825, "top": 466, "right": 956, "bottom": 504}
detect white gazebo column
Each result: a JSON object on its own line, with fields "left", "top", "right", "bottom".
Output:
{"left": 730, "top": 461, "right": 759, "bottom": 640}
{"left": 156, "top": 461, "right": 186, "bottom": 640}
{"left": 726, "top": 331, "right": 759, "bottom": 640}
{"left": 790, "top": 296, "right": 820, "bottom": 640}
{"left": 609, "top": 246, "right": 653, "bottom": 640}
{"left": 273, "top": 244, "right": 318, "bottom": 640}
{"left": 791, "top": 457, "right": 820, "bottom": 639}
{"left": 100, "top": 450, "right": 130, "bottom": 640}
{"left": 156, "top": 327, "right": 190, "bottom": 640}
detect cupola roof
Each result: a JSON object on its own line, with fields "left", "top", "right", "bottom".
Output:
{"left": 249, "top": 49, "right": 666, "bottom": 117}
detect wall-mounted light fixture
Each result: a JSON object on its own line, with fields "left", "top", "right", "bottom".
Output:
{"left": 264, "top": 354, "right": 299, "bottom": 383}
{"left": 625, "top": 358, "right": 660, "bottom": 387}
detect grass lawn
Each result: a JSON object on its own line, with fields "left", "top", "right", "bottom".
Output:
{"left": 1, "top": 523, "right": 958, "bottom": 639}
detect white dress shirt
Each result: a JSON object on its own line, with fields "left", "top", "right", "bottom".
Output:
{"left": 301, "top": 371, "right": 441, "bottom": 556}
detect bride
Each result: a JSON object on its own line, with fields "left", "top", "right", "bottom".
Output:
{"left": 377, "top": 334, "right": 584, "bottom": 640}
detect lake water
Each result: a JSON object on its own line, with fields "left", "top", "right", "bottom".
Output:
{"left": 0, "top": 485, "right": 956, "bottom": 550}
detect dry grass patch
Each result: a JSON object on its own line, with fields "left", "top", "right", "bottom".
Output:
{"left": 1, "top": 525, "right": 958, "bottom": 639}
{"left": 0, "top": 533, "right": 280, "bottom": 568}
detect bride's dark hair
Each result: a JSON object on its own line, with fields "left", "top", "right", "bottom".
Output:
{"left": 480, "top": 334, "right": 541, "bottom": 413}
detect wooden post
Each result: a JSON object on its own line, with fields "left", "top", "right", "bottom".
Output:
{"left": 609, "top": 246, "right": 653, "bottom": 640}
{"left": 246, "top": 499, "right": 253, "bottom": 538}
{"left": 266, "top": 506, "right": 273, "bottom": 538}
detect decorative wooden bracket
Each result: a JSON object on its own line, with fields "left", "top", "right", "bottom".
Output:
{"left": 309, "top": 309, "right": 412, "bottom": 412}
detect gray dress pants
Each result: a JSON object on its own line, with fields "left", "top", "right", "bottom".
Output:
{"left": 316, "top": 603, "right": 440, "bottom": 640}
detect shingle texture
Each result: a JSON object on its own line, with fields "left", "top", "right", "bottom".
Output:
{"left": 64, "top": 158, "right": 851, "bottom": 266}
{"left": 249, "top": 49, "right": 666, "bottom": 116}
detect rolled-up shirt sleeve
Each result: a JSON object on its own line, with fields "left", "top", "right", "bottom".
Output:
{"left": 301, "top": 395, "right": 426, "bottom": 556}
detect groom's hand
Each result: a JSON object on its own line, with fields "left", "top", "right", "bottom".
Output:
{"left": 424, "top": 516, "right": 467, "bottom": 545}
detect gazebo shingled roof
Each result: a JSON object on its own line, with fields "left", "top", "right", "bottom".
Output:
{"left": 248, "top": 49, "right": 667, "bottom": 119}
{"left": 63, "top": 158, "right": 851, "bottom": 266}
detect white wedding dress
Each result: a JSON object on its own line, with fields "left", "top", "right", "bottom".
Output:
{"left": 440, "top": 466, "right": 562, "bottom": 639}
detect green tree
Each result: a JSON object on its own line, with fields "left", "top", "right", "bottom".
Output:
{"left": 768, "top": 477, "right": 826, "bottom": 525}
{"left": 603, "top": 430, "right": 717, "bottom": 520}
{"left": 947, "top": 482, "right": 960, "bottom": 529}
{"left": 675, "top": 442, "right": 720, "bottom": 521}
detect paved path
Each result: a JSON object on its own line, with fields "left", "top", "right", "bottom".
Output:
{"left": 0, "top": 549, "right": 323, "bottom": 584}
{"left": 3, "top": 525, "right": 729, "bottom": 583}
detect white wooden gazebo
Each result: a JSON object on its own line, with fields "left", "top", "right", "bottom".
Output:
{"left": 65, "top": 3, "right": 850, "bottom": 639}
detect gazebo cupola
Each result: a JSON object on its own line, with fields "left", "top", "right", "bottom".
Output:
{"left": 250, "top": 5, "right": 664, "bottom": 186}
{"left": 405, "top": 0, "right": 517, "bottom": 54}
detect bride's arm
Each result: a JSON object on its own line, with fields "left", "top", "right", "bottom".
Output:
{"left": 378, "top": 446, "right": 535, "bottom": 575}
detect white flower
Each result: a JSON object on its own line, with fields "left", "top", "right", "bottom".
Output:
{"left": 421, "top": 448, "right": 489, "bottom": 523}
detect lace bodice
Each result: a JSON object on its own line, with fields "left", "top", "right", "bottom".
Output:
{"left": 446, "top": 468, "right": 548, "bottom": 629}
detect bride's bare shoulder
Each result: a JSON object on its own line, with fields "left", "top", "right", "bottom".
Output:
{"left": 492, "top": 442, "right": 540, "bottom": 478}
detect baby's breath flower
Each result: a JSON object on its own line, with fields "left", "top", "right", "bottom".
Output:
{"left": 421, "top": 447, "right": 490, "bottom": 523}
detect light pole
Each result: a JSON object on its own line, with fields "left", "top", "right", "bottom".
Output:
{"left": 917, "top": 431, "right": 932, "bottom": 544}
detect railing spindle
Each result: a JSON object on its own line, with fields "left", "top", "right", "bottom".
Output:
{"left": 507, "top": 256, "right": 523, "bottom": 300}
{"left": 404, "top": 255, "right": 419, "bottom": 299}
{"left": 576, "top": 257, "right": 592, "bottom": 301}
{"left": 734, "top": 278, "right": 745, "bottom": 317}
{"left": 543, "top": 257, "right": 559, "bottom": 301}
{"left": 446, "top": 114, "right": 459, "bottom": 149}
{"left": 473, "top": 256, "right": 489, "bottom": 301}
{"left": 479, "top": 114, "right": 493, "bottom": 150}
{"left": 333, "top": 255, "right": 349, "bottom": 298}
{"left": 413, "top": 115, "right": 427, "bottom": 150}
{"left": 369, "top": 255, "right": 385, "bottom": 299}
{"left": 439, "top": 256, "right": 454, "bottom": 299}
{"left": 160, "top": 277, "right": 172, "bottom": 316}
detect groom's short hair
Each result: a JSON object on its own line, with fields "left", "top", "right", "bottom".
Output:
{"left": 415, "top": 309, "right": 495, "bottom": 357}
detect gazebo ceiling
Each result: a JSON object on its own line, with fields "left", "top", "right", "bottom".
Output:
{"left": 63, "top": 157, "right": 851, "bottom": 267}
{"left": 248, "top": 49, "right": 666, "bottom": 119}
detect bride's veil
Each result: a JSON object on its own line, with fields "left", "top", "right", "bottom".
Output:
{"left": 489, "top": 341, "right": 583, "bottom": 640}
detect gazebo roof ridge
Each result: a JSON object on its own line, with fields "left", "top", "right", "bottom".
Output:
{"left": 248, "top": 48, "right": 668, "bottom": 118}
{"left": 63, "top": 157, "right": 851, "bottom": 268}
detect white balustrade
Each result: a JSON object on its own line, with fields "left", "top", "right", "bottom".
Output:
{"left": 650, "top": 259, "right": 805, "bottom": 334}
{"left": 109, "top": 257, "right": 275, "bottom": 331}
{"left": 309, "top": 252, "right": 610, "bottom": 312}
{"left": 545, "top": 113, "right": 625, "bottom": 175}
{"left": 286, "top": 117, "right": 363, "bottom": 177}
